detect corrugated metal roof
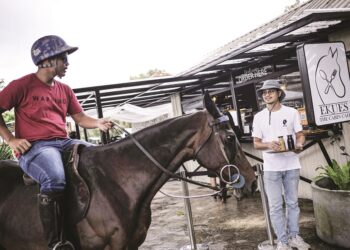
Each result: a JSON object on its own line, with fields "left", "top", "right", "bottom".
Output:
{"left": 179, "top": 0, "right": 350, "bottom": 77}
{"left": 73, "top": 0, "right": 350, "bottom": 110}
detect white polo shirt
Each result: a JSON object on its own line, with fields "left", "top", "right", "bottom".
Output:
{"left": 252, "top": 105, "right": 303, "bottom": 171}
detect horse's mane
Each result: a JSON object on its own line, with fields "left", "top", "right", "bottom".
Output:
{"left": 107, "top": 110, "right": 206, "bottom": 146}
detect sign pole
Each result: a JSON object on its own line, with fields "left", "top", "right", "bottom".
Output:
{"left": 257, "top": 164, "right": 276, "bottom": 250}
{"left": 179, "top": 170, "right": 209, "bottom": 250}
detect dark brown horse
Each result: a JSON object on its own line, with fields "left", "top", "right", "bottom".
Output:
{"left": 0, "top": 93, "right": 256, "bottom": 250}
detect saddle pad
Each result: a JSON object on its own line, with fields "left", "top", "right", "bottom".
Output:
{"left": 63, "top": 144, "right": 91, "bottom": 224}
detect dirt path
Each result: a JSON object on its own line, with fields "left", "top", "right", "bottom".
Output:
{"left": 140, "top": 180, "right": 347, "bottom": 250}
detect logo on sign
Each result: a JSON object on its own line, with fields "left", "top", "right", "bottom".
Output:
{"left": 299, "top": 42, "right": 350, "bottom": 125}
{"left": 315, "top": 47, "right": 346, "bottom": 104}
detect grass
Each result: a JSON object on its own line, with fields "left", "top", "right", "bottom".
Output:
{"left": 0, "top": 143, "right": 13, "bottom": 160}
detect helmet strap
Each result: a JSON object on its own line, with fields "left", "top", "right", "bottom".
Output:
{"left": 52, "top": 58, "right": 63, "bottom": 79}
{"left": 38, "top": 63, "right": 52, "bottom": 68}
{"left": 38, "top": 58, "right": 65, "bottom": 79}
{"left": 38, "top": 58, "right": 57, "bottom": 68}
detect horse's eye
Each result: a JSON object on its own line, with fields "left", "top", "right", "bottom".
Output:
{"left": 226, "top": 135, "right": 235, "bottom": 142}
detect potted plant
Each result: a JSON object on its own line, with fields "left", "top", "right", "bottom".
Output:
{"left": 311, "top": 136, "right": 350, "bottom": 248}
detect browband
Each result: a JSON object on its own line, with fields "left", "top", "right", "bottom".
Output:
{"left": 210, "top": 115, "right": 229, "bottom": 126}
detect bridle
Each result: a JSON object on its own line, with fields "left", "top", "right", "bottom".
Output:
{"left": 111, "top": 114, "right": 243, "bottom": 191}
{"left": 194, "top": 115, "right": 242, "bottom": 186}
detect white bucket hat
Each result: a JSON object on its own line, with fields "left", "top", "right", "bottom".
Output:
{"left": 257, "top": 80, "right": 286, "bottom": 101}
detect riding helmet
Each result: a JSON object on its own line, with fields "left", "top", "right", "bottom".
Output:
{"left": 31, "top": 35, "right": 78, "bottom": 66}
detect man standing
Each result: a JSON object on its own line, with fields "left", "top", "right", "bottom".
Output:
{"left": 0, "top": 35, "right": 112, "bottom": 249}
{"left": 252, "top": 80, "right": 310, "bottom": 250}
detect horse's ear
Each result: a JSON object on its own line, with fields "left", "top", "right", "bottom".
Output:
{"left": 203, "top": 91, "right": 222, "bottom": 119}
{"left": 224, "top": 110, "right": 243, "bottom": 139}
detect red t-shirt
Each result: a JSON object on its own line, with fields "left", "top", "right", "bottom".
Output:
{"left": 0, "top": 73, "right": 82, "bottom": 141}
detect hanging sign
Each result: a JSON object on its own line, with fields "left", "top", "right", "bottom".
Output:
{"left": 297, "top": 42, "right": 350, "bottom": 126}
{"left": 236, "top": 66, "right": 268, "bottom": 83}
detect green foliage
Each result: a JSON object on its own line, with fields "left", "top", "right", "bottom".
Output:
{"left": 0, "top": 143, "right": 13, "bottom": 160}
{"left": 316, "top": 160, "right": 350, "bottom": 190}
{"left": 3, "top": 110, "right": 14, "bottom": 124}
{"left": 0, "top": 78, "right": 6, "bottom": 91}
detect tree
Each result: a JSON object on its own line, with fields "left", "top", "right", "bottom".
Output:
{"left": 130, "top": 69, "right": 171, "bottom": 80}
{"left": 0, "top": 143, "right": 13, "bottom": 160}
{"left": 0, "top": 78, "right": 5, "bottom": 90}
{"left": 284, "top": 0, "right": 300, "bottom": 12}
{"left": 0, "top": 79, "right": 15, "bottom": 128}
{"left": 3, "top": 111, "right": 14, "bottom": 124}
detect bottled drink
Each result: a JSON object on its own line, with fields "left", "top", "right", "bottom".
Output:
{"left": 278, "top": 136, "right": 286, "bottom": 151}
{"left": 287, "top": 135, "right": 295, "bottom": 150}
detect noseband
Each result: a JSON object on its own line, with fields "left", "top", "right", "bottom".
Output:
{"left": 194, "top": 115, "right": 243, "bottom": 186}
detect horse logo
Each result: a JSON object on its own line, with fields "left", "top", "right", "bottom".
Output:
{"left": 315, "top": 47, "right": 346, "bottom": 104}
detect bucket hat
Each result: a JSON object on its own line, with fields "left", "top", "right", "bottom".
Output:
{"left": 257, "top": 79, "right": 285, "bottom": 101}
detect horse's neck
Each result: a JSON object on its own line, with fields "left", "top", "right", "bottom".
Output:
{"left": 85, "top": 111, "right": 208, "bottom": 209}
{"left": 130, "top": 111, "right": 208, "bottom": 206}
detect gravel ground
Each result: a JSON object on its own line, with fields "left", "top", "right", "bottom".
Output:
{"left": 140, "top": 180, "right": 348, "bottom": 250}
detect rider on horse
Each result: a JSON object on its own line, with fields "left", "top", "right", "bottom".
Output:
{"left": 0, "top": 35, "right": 112, "bottom": 249}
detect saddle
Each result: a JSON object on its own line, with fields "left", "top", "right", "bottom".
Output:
{"left": 23, "top": 144, "right": 90, "bottom": 224}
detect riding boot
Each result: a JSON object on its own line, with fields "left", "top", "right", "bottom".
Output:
{"left": 38, "top": 193, "right": 75, "bottom": 250}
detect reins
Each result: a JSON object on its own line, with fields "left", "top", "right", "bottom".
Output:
{"left": 111, "top": 121, "right": 220, "bottom": 191}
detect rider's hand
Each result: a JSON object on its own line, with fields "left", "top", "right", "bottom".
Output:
{"left": 97, "top": 118, "right": 112, "bottom": 132}
{"left": 7, "top": 138, "right": 31, "bottom": 155}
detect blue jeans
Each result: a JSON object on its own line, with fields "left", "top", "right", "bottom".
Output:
{"left": 19, "top": 138, "right": 93, "bottom": 194}
{"left": 263, "top": 169, "right": 300, "bottom": 244}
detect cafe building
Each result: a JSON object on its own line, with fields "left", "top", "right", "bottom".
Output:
{"left": 74, "top": 0, "right": 350, "bottom": 199}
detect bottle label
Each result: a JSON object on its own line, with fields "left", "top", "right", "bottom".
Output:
{"left": 278, "top": 136, "right": 286, "bottom": 151}
{"left": 287, "top": 135, "right": 295, "bottom": 150}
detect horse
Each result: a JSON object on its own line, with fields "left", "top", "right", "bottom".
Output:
{"left": 0, "top": 92, "right": 256, "bottom": 250}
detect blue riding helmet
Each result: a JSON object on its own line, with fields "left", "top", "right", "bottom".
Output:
{"left": 31, "top": 35, "right": 78, "bottom": 66}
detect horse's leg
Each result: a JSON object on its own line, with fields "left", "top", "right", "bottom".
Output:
{"left": 219, "top": 180, "right": 228, "bottom": 203}
{"left": 125, "top": 242, "right": 139, "bottom": 250}
{"left": 103, "top": 246, "right": 131, "bottom": 250}
{"left": 127, "top": 206, "right": 151, "bottom": 250}
{"left": 104, "top": 240, "right": 127, "bottom": 250}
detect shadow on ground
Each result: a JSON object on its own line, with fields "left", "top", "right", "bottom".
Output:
{"left": 140, "top": 180, "right": 348, "bottom": 250}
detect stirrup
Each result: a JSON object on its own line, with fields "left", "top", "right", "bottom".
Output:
{"left": 52, "top": 241, "right": 75, "bottom": 250}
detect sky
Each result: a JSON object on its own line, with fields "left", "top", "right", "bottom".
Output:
{"left": 0, "top": 0, "right": 300, "bottom": 89}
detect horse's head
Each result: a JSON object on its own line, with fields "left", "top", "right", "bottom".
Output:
{"left": 194, "top": 91, "right": 257, "bottom": 197}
